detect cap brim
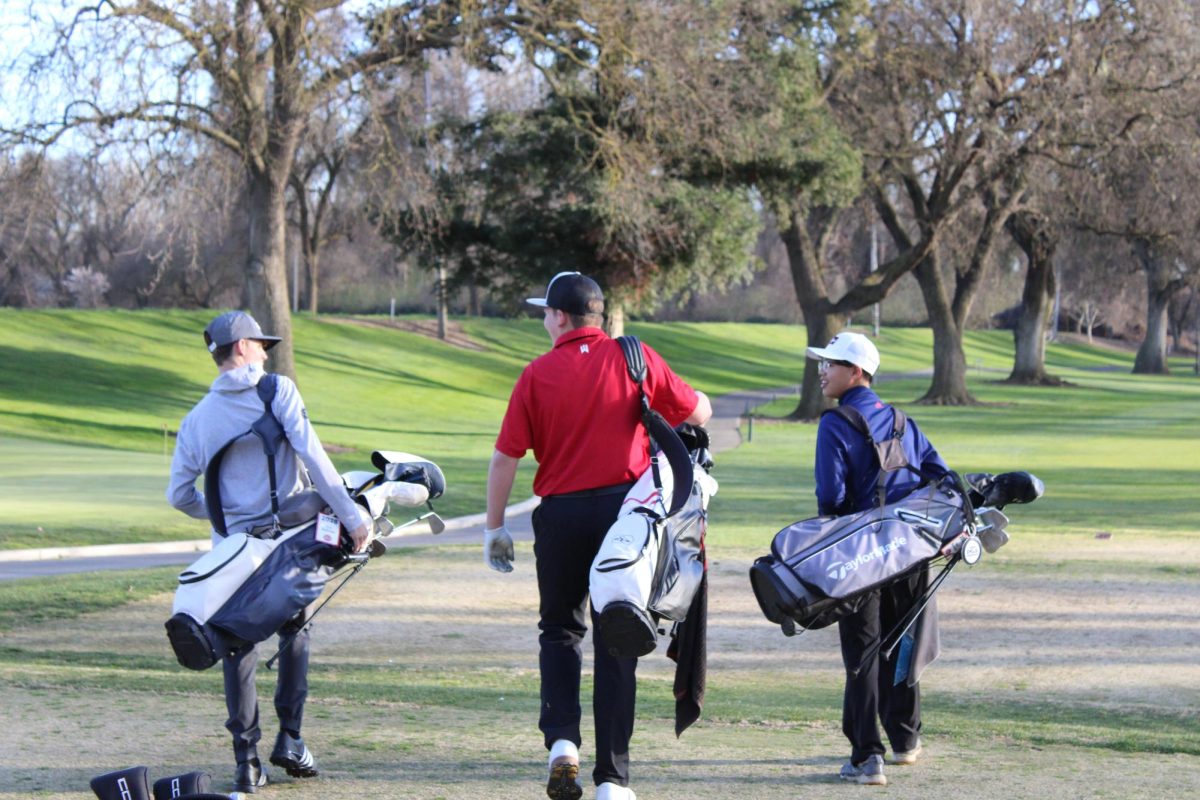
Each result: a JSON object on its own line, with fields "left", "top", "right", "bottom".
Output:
{"left": 526, "top": 297, "right": 549, "bottom": 308}
{"left": 805, "top": 346, "right": 833, "bottom": 361}
{"left": 258, "top": 336, "right": 282, "bottom": 351}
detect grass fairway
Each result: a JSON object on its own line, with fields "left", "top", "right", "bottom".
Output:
{"left": 1, "top": 310, "right": 814, "bottom": 549}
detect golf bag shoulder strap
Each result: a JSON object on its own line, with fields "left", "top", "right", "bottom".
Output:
{"left": 822, "top": 403, "right": 911, "bottom": 509}
{"left": 617, "top": 335, "right": 647, "bottom": 387}
{"left": 615, "top": 335, "right": 693, "bottom": 517}
{"left": 203, "top": 374, "right": 284, "bottom": 537}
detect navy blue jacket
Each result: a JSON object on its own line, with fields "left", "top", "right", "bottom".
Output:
{"left": 814, "top": 386, "right": 949, "bottom": 516}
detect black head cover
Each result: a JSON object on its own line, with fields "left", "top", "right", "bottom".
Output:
{"left": 968, "top": 471, "right": 1044, "bottom": 509}
{"left": 152, "top": 771, "right": 210, "bottom": 800}
{"left": 91, "top": 767, "right": 151, "bottom": 800}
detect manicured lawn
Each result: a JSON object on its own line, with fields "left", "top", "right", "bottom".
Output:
{"left": 2, "top": 310, "right": 1196, "bottom": 549}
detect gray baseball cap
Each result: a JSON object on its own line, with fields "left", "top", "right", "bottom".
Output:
{"left": 203, "top": 311, "right": 282, "bottom": 353}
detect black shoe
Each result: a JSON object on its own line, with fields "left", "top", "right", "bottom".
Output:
{"left": 234, "top": 758, "right": 268, "bottom": 794}
{"left": 270, "top": 730, "right": 319, "bottom": 778}
{"left": 546, "top": 761, "right": 583, "bottom": 800}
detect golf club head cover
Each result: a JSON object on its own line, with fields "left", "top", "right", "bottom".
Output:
{"left": 152, "top": 771, "right": 211, "bottom": 800}
{"left": 984, "top": 471, "right": 1045, "bottom": 509}
{"left": 91, "top": 766, "right": 151, "bottom": 800}
{"left": 372, "top": 451, "right": 447, "bottom": 499}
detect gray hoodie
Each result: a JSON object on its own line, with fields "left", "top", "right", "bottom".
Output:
{"left": 167, "top": 363, "right": 361, "bottom": 535}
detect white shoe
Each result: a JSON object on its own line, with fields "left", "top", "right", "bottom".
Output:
{"left": 595, "top": 782, "right": 636, "bottom": 800}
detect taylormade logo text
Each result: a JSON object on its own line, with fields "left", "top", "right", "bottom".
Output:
{"left": 827, "top": 537, "right": 907, "bottom": 582}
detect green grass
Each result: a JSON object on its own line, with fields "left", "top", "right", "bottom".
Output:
{"left": 0, "top": 566, "right": 179, "bottom": 631}
{"left": 2, "top": 311, "right": 1197, "bottom": 551}
{"left": 0, "top": 310, "right": 810, "bottom": 548}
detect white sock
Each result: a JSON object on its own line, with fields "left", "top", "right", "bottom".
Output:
{"left": 548, "top": 739, "right": 579, "bottom": 767}
{"left": 596, "top": 783, "right": 633, "bottom": 800}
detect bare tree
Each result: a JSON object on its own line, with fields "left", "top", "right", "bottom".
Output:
{"left": 4, "top": 2, "right": 515, "bottom": 379}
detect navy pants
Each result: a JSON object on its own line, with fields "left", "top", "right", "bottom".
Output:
{"left": 837, "top": 573, "right": 923, "bottom": 765}
{"left": 533, "top": 492, "right": 637, "bottom": 788}
{"left": 222, "top": 622, "right": 310, "bottom": 763}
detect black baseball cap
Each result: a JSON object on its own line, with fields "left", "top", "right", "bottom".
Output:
{"left": 526, "top": 271, "right": 605, "bottom": 316}
{"left": 203, "top": 311, "right": 282, "bottom": 353}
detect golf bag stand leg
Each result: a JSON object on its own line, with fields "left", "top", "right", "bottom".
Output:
{"left": 265, "top": 557, "right": 368, "bottom": 670}
{"left": 849, "top": 557, "right": 960, "bottom": 678}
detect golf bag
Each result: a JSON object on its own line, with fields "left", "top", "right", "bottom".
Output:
{"left": 588, "top": 335, "right": 713, "bottom": 658}
{"left": 749, "top": 474, "right": 970, "bottom": 632}
{"left": 590, "top": 426, "right": 716, "bottom": 659}
{"left": 165, "top": 451, "right": 445, "bottom": 671}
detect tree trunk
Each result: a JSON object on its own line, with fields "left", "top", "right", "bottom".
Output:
{"left": 914, "top": 252, "right": 974, "bottom": 404}
{"left": 305, "top": 245, "right": 320, "bottom": 315}
{"left": 243, "top": 171, "right": 296, "bottom": 381}
{"left": 781, "top": 212, "right": 839, "bottom": 419}
{"left": 1135, "top": 285, "right": 1171, "bottom": 373}
{"left": 1005, "top": 210, "right": 1059, "bottom": 383}
{"left": 1131, "top": 239, "right": 1184, "bottom": 374}
{"left": 606, "top": 303, "right": 625, "bottom": 338}
{"left": 435, "top": 263, "right": 448, "bottom": 340}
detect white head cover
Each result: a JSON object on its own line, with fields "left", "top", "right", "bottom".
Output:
{"left": 805, "top": 331, "right": 880, "bottom": 376}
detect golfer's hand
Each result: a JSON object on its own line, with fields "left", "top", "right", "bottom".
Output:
{"left": 484, "top": 526, "right": 515, "bottom": 573}
{"left": 348, "top": 523, "right": 371, "bottom": 554}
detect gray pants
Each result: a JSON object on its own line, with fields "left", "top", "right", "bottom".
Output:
{"left": 222, "top": 623, "right": 310, "bottom": 763}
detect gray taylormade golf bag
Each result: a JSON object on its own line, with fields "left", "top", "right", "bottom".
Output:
{"left": 749, "top": 470, "right": 1044, "bottom": 636}
{"left": 590, "top": 423, "right": 716, "bottom": 659}
{"left": 165, "top": 451, "right": 445, "bottom": 671}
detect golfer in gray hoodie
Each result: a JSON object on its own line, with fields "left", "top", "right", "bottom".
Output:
{"left": 167, "top": 310, "right": 368, "bottom": 794}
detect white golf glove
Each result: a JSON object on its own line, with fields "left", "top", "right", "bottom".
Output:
{"left": 484, "top": 525, "right": 515, "bottom": 573}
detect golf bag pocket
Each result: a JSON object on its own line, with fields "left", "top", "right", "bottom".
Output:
{"left": 648, "top": 471, "right": 715, "bottom": 622}
{"left": 173, "top": 533, "right": 278, "bottom": 624}
{"left": 90, "top": 766, "right": 151, "bottom": 800}
{"left": 592, "top": 514, "right": 659, "bottom": 621}
{"left": 206, "top": 524, "right": 337, "bottom": 644}
{"left": 152, "top": 770, "right": 210, "bottom": 800}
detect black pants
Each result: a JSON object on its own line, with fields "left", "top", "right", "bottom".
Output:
{"left": 837, "top": 574, "right": 922, "bottom": 765}
{"left": 533, "top": 492, "right": 636, "bottom": 788}
{"left": 223, "top": 624, "right": 310, "bottom": 763}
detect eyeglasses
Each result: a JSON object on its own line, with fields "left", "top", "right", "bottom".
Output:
{"left": 818, "top": 359, "right": 854, "bottom": 372}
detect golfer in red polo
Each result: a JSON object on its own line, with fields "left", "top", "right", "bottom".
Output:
{"left": 484, "top": 272, "right": 712, "bottom": 800}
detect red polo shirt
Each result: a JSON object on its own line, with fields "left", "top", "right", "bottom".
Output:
{"left": 495, "top": 327, "right": 700, "bottom": 497}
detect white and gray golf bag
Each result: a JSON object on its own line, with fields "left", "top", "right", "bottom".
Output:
{"left": 590, "top": 423, "right": 716, "bottom": 659}
{"left": 165, "top": 451, "right": 444, "bottom": 671}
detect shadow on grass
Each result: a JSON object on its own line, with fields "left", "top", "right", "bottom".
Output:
{"left": 0, "top": 346, "right": 203, "bottom": 416}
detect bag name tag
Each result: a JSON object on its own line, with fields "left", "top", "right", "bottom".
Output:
{"left": 315, "top": 513, "right": 341, "bottom": 546}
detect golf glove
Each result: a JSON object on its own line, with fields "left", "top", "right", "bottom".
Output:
{"left": 484, "top": 525, "right": 515, "bottom": 573}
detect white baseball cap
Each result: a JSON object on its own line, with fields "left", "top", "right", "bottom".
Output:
{"left": 805, "top": 331, "right": 880, "bottom": 376}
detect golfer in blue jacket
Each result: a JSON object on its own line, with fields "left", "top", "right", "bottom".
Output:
{"left": 807, "top": 332, "right": 948, "bottom": 787}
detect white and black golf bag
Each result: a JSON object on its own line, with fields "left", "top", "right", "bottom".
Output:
{"left": 165, "top": 450, "right": 444, "bottom": 671}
